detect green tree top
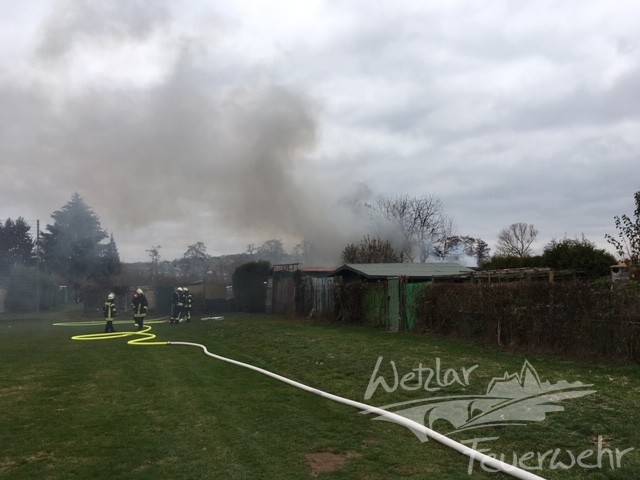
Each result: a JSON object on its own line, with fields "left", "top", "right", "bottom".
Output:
{"left": 40, "top": 193, "right": 109, "bottom": 288}
{"left": 0, "top": 217, "right": 34, "bottom": 274}
{"left": 101, "top": 233, "right": 121, "bottom": 277}
{"left": 543, "top": 237, "right": 616, "bottom": 277}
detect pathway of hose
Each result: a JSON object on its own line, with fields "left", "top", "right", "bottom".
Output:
{"left": 53, "top": 319, "right": 546, "bottom": 480}
{"left": 53, "top": 318, "right": 170, "bottom": 345}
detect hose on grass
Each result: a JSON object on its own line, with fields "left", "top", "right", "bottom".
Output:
{"left": 56, "top": 321, "right": 547, "bottom": 480}
{"left": 53, "top": 318, "right": 169, "bottom": 346}
{"left": 170, "top": 340, "right": 547, "bottom": 480}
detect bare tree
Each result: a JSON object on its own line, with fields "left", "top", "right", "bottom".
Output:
{"left": 376, "top": 194, "right": 448, "bottom": 262}
{"left": 146, "top": 245, "right": 161, "bottom": 282}
{"left": 182, "top": 242, "right": 209, "bottom": 278}
{"left": 605, "top": 190, "right": 640, "bottom": 267}
{"left": 257, "top": 239, "right": 286, "bottom": 265}
{"left": 292, "top": 238, "right": 318, "bottom": 264}
{"left": 341, "top": 235, "right": 401, "bottom": 263}
{"left": 495, "top": 223, "right": 538, "bottom": 257}
{"left": 184, "top": 242, "right": 208, "bottom": 261}
{"left": 146, "top": 245, "right": 161, "bottom": 263}
{"left": 430, "top": 216, "right": 458, "bottom": 260}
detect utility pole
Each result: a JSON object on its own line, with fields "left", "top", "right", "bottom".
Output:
{"left": 36, "top": 219, "right": 40, "bottom": 313}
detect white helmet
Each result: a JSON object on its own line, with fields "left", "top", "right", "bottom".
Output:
{"left": 177, "top": 287, "right": 183, "bottom": 292}
{"left": 183, "top": 287, "right": 189, "bottom": 292}
{"left": 108, "top": 292, "right": 115, "bottom": 300}
{"left": 136, "top": 288, "right": 143, "bottom": 295}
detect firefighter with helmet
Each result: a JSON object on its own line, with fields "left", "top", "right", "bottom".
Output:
{"left": 132, "top": 288, "right": 148, "bottom": 330}
{"left": 103, "top": 292, "right": 117, "bottom": 333}
{"left": 184, "top": 287, "right": 193, "bottom": 322}
{"left": 170, "top": 287, "right": 184, "bottom": 324}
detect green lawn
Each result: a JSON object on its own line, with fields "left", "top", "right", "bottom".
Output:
{"left": 1, "top": 305, "right": 639, "bottom": 479}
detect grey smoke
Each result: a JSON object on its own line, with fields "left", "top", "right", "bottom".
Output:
{"left": 35, "top": 0, "right": 171, "bottom": 61}
{"left": 0, "top": 0, "right": 364, "bottom": 262}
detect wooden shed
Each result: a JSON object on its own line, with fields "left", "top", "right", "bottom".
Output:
{"left": 329, "top": 262, "right": 474, "bottom": 331}
{"left": 328, "top": 262, "right": 474, "bottom": 283}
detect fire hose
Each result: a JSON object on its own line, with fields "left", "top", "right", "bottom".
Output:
{"left": 56, "top": 322, "right": 547, "bottom": 480}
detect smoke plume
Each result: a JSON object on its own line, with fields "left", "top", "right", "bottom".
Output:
{"left": 0, "top": 1, "right": 364, "bottom": 262}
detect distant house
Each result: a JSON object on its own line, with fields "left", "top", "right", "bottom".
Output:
{"left": 610, "top": 263, "right": 638, "bottom": 282}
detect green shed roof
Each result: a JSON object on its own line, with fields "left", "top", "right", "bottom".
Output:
{"left": 329, "top": 262, "right": 474, "bottom": 279}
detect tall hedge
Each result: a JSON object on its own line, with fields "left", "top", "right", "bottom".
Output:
{"left": 415, "top": 280, "right": 640, "bottom": 362}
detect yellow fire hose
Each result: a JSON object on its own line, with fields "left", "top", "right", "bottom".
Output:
{"left": 53, "top": 318, "right": 169, "bottom": 346}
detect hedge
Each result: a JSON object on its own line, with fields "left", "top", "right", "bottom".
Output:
{"left": 416, "top": 280, "right": 640, "bottom": 362}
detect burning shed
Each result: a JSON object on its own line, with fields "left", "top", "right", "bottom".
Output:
{"left": 328, "top": 262, "right": 474, "bottom": 283}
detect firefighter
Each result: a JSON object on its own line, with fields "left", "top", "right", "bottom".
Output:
{"left": 184, "top": 287, "right": 193, "bottom": 322}
{"left": 103, "top": 292, "right": 117, "bottom": 333}
{"left": 170, "top": 287, "right": 184, "bottom": 324}
{"left": 131, "top": 288, "right": 148, "bottom": 330}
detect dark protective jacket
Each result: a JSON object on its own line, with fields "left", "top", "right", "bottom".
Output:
{"left": 103, "top": 300, "right": 116, "bottom": 320}
{"left": 132, "top": 294, "right": 148, "bottom": 318}
{"left": 173, "top": 291, "right": 184, "bottom": 307}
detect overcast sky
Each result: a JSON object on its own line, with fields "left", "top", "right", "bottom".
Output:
{"left": 1, "top": 1, "right": 638, "bottom": 263}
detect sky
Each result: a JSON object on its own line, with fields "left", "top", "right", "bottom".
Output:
{"left": 1, "top": 0, "right": 638, "bottom": 264}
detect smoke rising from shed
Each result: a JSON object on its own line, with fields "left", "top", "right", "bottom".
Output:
{"left": 0, "top": 1, "right": 364, "bottom": 262}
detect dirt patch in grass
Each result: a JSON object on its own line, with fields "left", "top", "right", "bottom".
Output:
{"left": 305, "top": 451, "right": 361, "bottom": 476}
{"left": 0, "top": 456, "right": 18, "bottom": 474}
{"left": 0, "top": 451, "right": 58, "bottom": 474}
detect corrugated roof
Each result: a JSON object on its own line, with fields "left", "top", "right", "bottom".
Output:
{"left": 329, "top": 262, "right": 474, "bottom": 279}
{"left": 300, "top": 266, "right": 339, "bottom": 272}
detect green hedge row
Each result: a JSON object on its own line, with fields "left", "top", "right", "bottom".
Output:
{"left": 334, "top": 282, "right": 387, "bottom": 328}
{"left": 416, "top": 281, "right": 640, "bottom": 362}
{"left": 333, "top": 279, "right": 640, "bottom": 362}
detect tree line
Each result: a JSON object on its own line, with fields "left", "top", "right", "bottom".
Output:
{"left": 341, "top": 194, "right": 490, "bottom": 264}
{"left": 148, "top": 190, "right": 638, "bottom": 282}
{"left": 0, "top": 193, "right": 121, "bottom": 311}
{"left": 481, "top": 190, "right": 640, "bottom": 278}
{"left": 2, "top": 189, "right": 638, "bottom": 312}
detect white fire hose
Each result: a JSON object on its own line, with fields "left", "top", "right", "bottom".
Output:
{"left": 170, "top": 340, "right": 546, "bottom": 480}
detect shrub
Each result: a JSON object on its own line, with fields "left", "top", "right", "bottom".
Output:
{"left": 415, "top": 280, "right": 640, "bottom": 362}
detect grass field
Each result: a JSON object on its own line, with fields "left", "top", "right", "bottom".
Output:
{"left": 1, "top": 305, "right": 639, "bottom": 479}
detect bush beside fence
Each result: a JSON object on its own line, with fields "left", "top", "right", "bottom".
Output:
{"left": 335, "top": 282, "right": 387, "bottom": 328}
{"left": 332, "top": 278, "right": 640, "bottom": 362}
{"left": 415, "top": 281, "right": 640, "bottom": 362}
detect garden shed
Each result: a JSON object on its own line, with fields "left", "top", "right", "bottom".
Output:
{"left": 267, "top": 264, "right": 337, "bottom": 317}
{"left": 329, "top": 262, "right": 474, "bottom": 283}
{"left": 328, "top": 262, "right": 474, "bottom": 331}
